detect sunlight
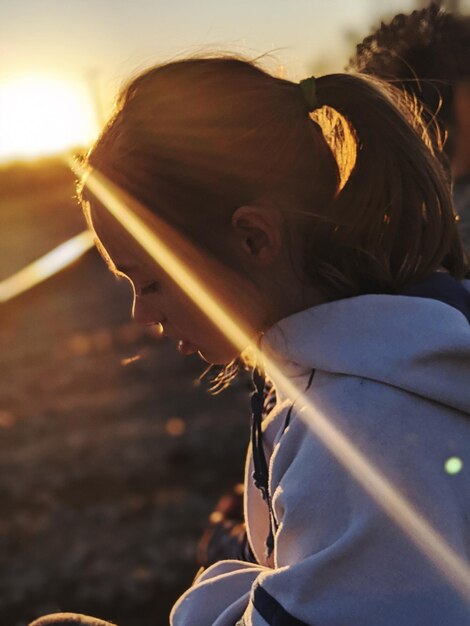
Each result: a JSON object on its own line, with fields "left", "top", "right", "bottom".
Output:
{"left": 73, "top": 159, "right": 470, "bottom": 604}
{"left": 0, "top": 75, "right": 98, "bottom": 163}
{"left": 0, "top": 230, "right": 94, "bottom": 302}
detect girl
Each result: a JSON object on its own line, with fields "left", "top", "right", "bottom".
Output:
{"left": 33, "top": 57, "right": 470, "bottom": 625}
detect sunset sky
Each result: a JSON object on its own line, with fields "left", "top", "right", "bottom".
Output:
{"left": 1, "top": 0, "right": 469, "bottom": 162}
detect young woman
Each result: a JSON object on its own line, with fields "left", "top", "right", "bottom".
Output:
{"left": 32, "top": 57, "right": 470, "bottom": 626}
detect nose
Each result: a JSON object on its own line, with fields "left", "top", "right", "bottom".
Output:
{"left": 132, "top": 294, "right": 164, "bottom": 327}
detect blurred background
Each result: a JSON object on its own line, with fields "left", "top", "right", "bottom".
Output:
{"left": 0, "top": 1, "right": 468, "bottom": 624}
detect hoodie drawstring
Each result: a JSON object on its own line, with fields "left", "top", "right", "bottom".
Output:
{"left": 251, "top": 364, "right": 316, "bottom": 559}
{"left": 251, "top": 360, "right": 277, "bottom": 558}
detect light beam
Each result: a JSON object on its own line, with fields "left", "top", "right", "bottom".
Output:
{"left": 0, "top": 230, "right": 94, "bottom": 302}
{"left": 73, "top": 158, "right": 470, "bottom": 603}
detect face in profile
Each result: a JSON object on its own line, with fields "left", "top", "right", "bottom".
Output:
{"left": 88, "top": 203, "right": 265, "bottom": 365}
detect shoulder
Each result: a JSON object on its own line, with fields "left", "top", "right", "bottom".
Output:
{"left": 281, "top": 370, "right": 470, "bottom": 448}
{"left": 270, "top": 372, "right": 470, "bottom": 511}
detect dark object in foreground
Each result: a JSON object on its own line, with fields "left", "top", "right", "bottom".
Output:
{"left": 29, "top": 613, "right": 117, "bottom": 626}
{"left": 197, "top": 483, "right": 254, "bottom": 567}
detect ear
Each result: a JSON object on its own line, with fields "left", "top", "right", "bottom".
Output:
{"left": 231, "top": 205, "right": 282, "bottom": 266}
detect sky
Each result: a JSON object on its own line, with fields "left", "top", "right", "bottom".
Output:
{"left": 0, "top": 0, "right": 469, "bottom": 161}
{"left": 0, "top": 0, "right": 422, "bottom": 113}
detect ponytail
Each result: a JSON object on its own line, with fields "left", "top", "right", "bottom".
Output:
{"left": 301, "top": 73, "right": 467, "bottom": 296}
{"left": 83, "top": 57, "right": 468, "bottom": 306}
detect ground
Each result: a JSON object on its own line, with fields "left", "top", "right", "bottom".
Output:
{"left": 0, "top": 159, "right": 251, "bottom": 626}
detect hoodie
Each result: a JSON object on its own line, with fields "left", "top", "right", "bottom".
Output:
{"left": 171, "top": 281, "right": 470, "bottom": 626}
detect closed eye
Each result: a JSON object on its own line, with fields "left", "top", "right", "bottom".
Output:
{"left": 140, "top": 281, "right": 161, "bottom": 296}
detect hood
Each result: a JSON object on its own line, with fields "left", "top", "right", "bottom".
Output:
{"left": 261, "top": 279, "right": 470, "bottom": 415}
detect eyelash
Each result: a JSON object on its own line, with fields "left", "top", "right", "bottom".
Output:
{"left": 140, "top": 281, "right": 160, "bottom": 296}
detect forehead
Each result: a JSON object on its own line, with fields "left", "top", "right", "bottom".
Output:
{"left": 89, "top": 201, "right": 152, "bottom": 274}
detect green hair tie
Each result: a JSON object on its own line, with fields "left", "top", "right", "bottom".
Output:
{"left": 299, "top": 76, "right": 319, "bottom": 112}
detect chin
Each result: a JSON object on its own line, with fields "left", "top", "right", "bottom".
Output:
{"left": 197, "top": 346, "right": 240, "bottom": 366}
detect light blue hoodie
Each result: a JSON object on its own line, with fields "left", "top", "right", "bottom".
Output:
{"left": 172, "top": 287, "right": 470, "bottom": 626}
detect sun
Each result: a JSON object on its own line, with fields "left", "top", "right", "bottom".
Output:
{"left": 0, "top": 74, "right": 99, "bottom": 164}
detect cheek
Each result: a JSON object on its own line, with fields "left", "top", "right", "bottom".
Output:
{"left": 165, "top": 271, "right": 258, "bottom": 356}
{"left": 173, "top": 303, "right": 231, "bottom": 352}
{"left": 193, "top": 312, "right": 246, "bottom": 364}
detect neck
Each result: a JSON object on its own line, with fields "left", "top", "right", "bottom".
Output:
{"left": 260, "top": 271, "right": 327, "bottom": 333}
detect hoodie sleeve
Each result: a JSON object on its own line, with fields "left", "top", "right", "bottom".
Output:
{"left": 171, "top": 376, "right": 470, "bottom": 626}
{"left": 170, "top": 560, "right": 268, "bottom": 626}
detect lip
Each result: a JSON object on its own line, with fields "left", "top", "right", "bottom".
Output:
{"left": 157, "top": 326, "right": 198, "bottom": 355}
{"left": 177, "top": 339, "right": 198, "bottom": 355}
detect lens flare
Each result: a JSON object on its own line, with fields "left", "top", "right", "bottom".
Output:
{"left": 72, "top": 158, "right": 470, "bottom": 603}
{"left": 445, "top": 457, "right": 463, "bottom": 475}
{"left": 0, "top": 230, "right": 94, "bottom": 302}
